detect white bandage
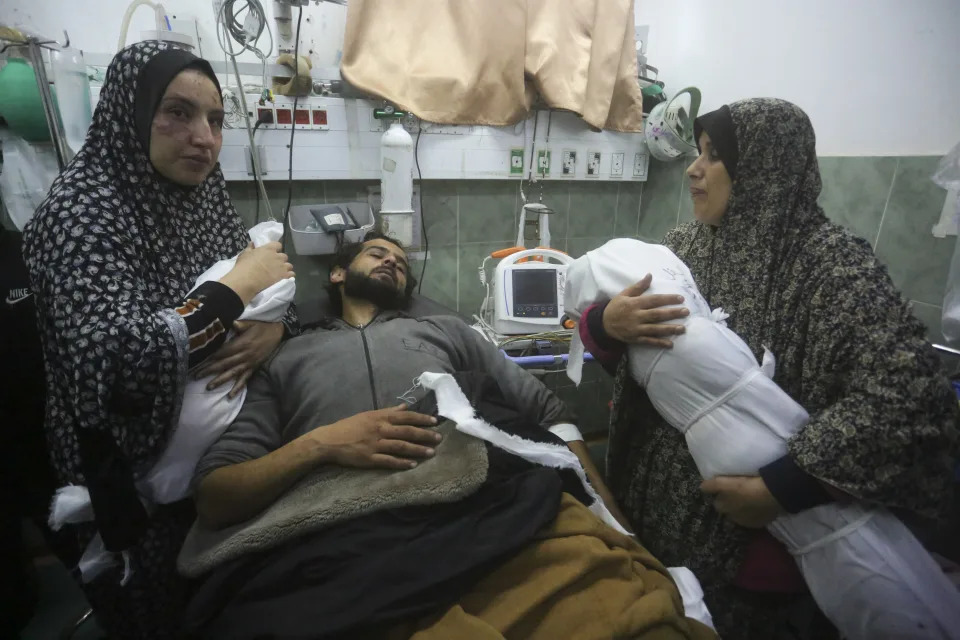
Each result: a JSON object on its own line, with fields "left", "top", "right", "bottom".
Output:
{"left": 548, "top": 423, "right": 583, "bottom": 442}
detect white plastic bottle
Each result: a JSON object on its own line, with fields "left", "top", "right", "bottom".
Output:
{"left": 380, "top": 121, "right": 415, "bottom": 245}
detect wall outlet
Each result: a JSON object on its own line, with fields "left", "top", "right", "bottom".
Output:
{"left": 245, "top": 145, "right": 268, "bottom": 176}
{"left": 256, "top": 107, "right": 275, "bottom": 129}
{"left": 611, "top": 152, "right": 625, "bottom": 178}
{"left": 537, "top": 149, "right": 551, "bottom": 175}
{"left": 633, "top": 153, "right": 647, "bottom": 178}
{"left": 562, "top": 149, "right": 577, "bottom": 176}
{"left": 587, "top": 151, "right": 602, "bottom": 177}
{"left": 510, "top": 148, "right": 525, "bottom": 175}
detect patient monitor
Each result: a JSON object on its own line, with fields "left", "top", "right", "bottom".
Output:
{"left": 493, "top": 248, "right": 573, "bottom": 335}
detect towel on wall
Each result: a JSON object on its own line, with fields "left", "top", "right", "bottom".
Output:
{"left": 340, "top": 0, "right": 645, "bottom": 132}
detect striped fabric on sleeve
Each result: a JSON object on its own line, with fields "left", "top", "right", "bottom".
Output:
{"left": 176, "top": 281, "right": 245, "bottom": 369}
{"left": 580, "top": 301, "right": 625, "bottom": 375}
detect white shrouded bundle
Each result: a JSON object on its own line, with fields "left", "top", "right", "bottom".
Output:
{"left": 138, "top": 220, "right": 296, "bottom": 503}
{"left": 49, "top": 222, "right": 296, "bottom": 583}
{"left": 564, "top": 238, "right": 960, "bottom": 640}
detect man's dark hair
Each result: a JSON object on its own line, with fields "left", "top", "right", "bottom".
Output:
{"left": 325, "top": 230, "right": 418, "bottom": 316}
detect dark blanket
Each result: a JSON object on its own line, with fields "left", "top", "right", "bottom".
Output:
{"left": 183, "top": 371, "right": 592, "bottom": 639}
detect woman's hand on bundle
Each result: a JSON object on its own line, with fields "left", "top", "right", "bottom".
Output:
{"left": 220, "top": 242, "right": 294, "bottom": 306}
{"left": 602, "top": 274, "right": 689, "bottom": 347}
{"left": 701, "top": 475, "right": 784, "bottom": 528}
{"left": 195, "top": 320, "right": 285, "bottom": 398}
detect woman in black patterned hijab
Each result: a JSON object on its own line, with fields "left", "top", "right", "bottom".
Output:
{"left": 585, "top": 99, "right": 959, "bottom": 637}
{"left": 23, "top": 41, "right": 296, "bottom": 638}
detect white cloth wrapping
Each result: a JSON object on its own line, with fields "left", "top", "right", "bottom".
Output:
{"left": 139, "top": 221, "right": 295, "bottom": 504}
{"left": 415, "top": 371, "right": 629, "bottom": 537}
{"left": 565, "top": 239, "right": 711, "bottom": 386}
{"left": 564, "top": 238, "right": 960, "bottom": 640}
{"left": 48, "top": 222, "right": 296, "bottom": 583}
{"left": 667, "top": 567, "right": 715, "bottom": 631}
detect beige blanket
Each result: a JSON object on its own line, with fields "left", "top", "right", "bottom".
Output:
{"left": 365, "top": 494, "right": 717, "bottom": 639}
{"left": 341, "top": 0, "right": 644, "bottom": 132}
{"left": 177, "top": 420, "right": 488, "bottom": 578}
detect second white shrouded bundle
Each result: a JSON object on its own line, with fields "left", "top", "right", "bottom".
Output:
{"left": 563, "top": 238, "right": 960, "bottom": 640}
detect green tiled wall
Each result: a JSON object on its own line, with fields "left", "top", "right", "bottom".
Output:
{"left": 226, "top": 155, "right": 954, "bottom": 440}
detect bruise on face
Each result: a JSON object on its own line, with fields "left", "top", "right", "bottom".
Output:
{"left": 149, "top": 70, "right": 225, "bottom": 185}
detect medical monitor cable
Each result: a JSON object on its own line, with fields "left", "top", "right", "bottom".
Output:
{"left": 216, "top": 0, "right": 273, "bottom": 221}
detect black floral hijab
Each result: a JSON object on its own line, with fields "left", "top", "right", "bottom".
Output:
{"left": 658, "top": 98, "right": 957, "bottom": 517}
{"left": 674, "top": 98, "right": 829, "bottom": 356}
{"left": 23, "top": 41, "right": 249, "bottom": 484}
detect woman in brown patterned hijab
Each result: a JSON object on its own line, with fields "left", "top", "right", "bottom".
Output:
{"left": 583, "top": 98, "right": 959, "bottom": 638}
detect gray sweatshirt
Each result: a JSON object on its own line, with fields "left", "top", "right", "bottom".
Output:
{"left": 194, "top": 312, "right": 575, "bottom": 481}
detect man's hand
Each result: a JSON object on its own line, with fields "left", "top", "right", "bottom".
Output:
{"left": 602, "top": 274, "right": 689, "bottom": 347}
{"left": 196, "top": 320, "right": 285, "bottom": 398}
{"left": 700, "top": 475, "right": 784, "bottom": 528}
{"left": 310, "top": 405, "right": 442, "bottom": 470}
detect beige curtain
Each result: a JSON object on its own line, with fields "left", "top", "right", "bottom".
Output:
{"left": 340, "top": 0, "right": 645, "bottom": 132}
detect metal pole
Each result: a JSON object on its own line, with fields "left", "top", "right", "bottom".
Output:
{"left": 228, "top": 53, "right": 274, "bottom": 221}
{"left": 27, "top": 39, "right": 70, "bottom": 170}
{"left": 933, "top": 344, "right": 960, "bottom": 358}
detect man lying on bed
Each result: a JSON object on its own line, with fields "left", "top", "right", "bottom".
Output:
{"left": 180, "top": 231, "right": 716, "bottom": 640}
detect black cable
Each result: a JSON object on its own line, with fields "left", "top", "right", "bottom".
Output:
{"left": 281, "top": 6, "right": 304, "bottom": 252}
{"left": 415, "top": 124, "right": 427, "bottom": 293}
{"left": 251, "top": 119, "right": 265, "bottom": 224}
{"left": 527, "top": 109, "right": 540, "bottom": 182}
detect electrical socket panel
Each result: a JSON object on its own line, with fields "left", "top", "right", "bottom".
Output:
{"left": 611, "top": 152, "right": 624, "bottom": 178}
{"left": 562, "top": 150, "right": 577, "bottom": 177}
{"left": 510, "top": 149, "right": 525, "bottom": 175}
{"left": 633, "top": 153, "right": 647, "bottom": 178}
{"left": 207, "top": 95, "right": 654, "bottom": 182}
{"left": 274, "top": 107, "right": 293, "bottom": 130}
{"left": 256, "top": 106, "right": 275, "bottom": 129}
{"left": 587, "top": 151, "right": 601, "bottom": 178}
{"left": 244, "top": 145, "right": 268, "bottom": 176}
{"left": 310, "top": 108, "right": 329, "bottom": 130}
{"left": 537, "top": 149, "right": 551, "bottom": 175}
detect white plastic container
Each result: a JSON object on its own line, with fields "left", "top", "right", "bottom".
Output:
{"left": 380, "top": 122, "right": 414, "bottom": 214}
{"left": 50, "top": 47, "right": 93, "bottom": 158}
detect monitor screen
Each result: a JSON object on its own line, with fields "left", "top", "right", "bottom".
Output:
{"left": 512, "top": 269, "right": 557, "bottom": 307}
